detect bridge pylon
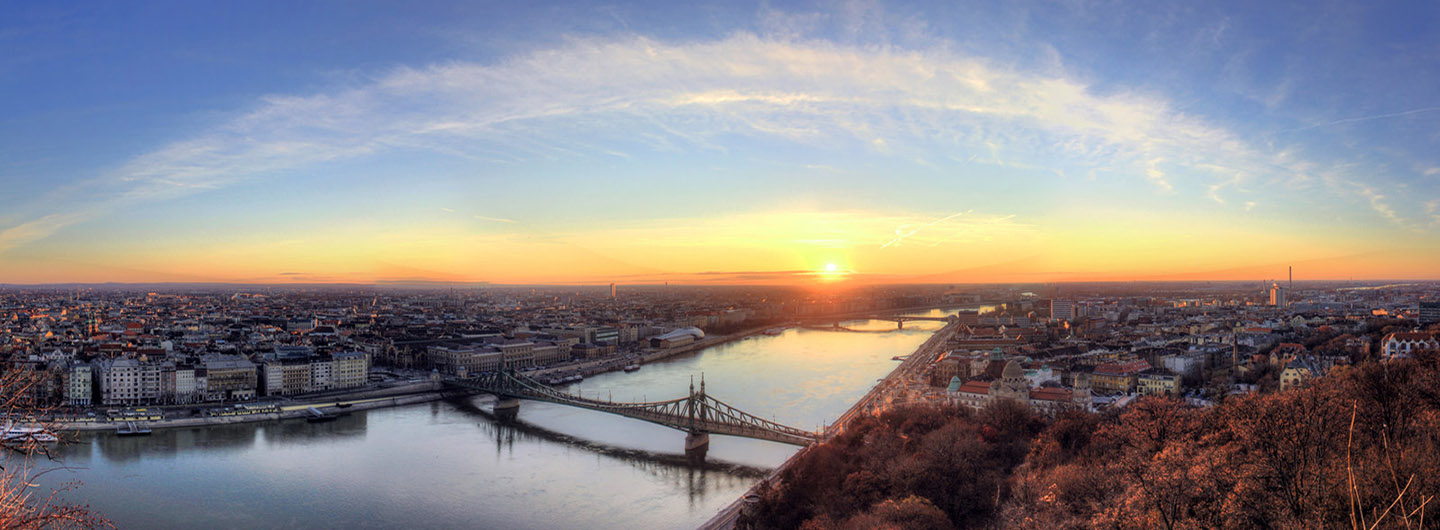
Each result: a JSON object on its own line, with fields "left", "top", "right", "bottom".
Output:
{"left": 685, "top": 374, "right": 712, "bottom": 461}
{"left": 494, "top": 397, "right": 520, "bottom": 421}
{"left": 685, "top": 432, "right": 710, "bottom": 461}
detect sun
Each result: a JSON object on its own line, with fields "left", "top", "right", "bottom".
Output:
{"left": 825, "top": 263, "right": 838, "bottom": 272}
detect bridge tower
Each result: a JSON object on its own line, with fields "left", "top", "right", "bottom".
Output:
{"left": 493, "top": 368, "right": 521, "bottom": 421}
{"left": 684, "top": 375, "right": 710, "bottom": 462}
{"left": 494, "top": 397, "right": 521, "bottom": 421}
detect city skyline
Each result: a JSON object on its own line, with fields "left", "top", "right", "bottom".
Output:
{"left": 4, "top": 1, "right": 1440, "bottom": 285}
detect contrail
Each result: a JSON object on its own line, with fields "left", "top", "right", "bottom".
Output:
{"left": 1278, "top": 106, "right": 1440, "bottom": 133}
{"left": 882, "top": 210, "right": 971, "bottom": 248}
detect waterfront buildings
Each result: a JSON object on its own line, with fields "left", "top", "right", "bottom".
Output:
{"left": 202, "top": 355, "right": 257, "bottom": 402}
{"left": 67, "top": 362, "right": 91, "bottom": 406}
{"left": 2, "top": 282, "right": 1437, "bottom": 415}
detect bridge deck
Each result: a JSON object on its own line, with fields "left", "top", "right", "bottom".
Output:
{"left": 449, "top": 373, "right": 817, "bottom": 446}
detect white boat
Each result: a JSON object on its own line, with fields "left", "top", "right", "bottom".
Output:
{"left": 2, "top": 421, "right": 58, "bottom": 444}
{"left": 762, "top": 327, "right": 786, "bottom": 336}
{"left": 623, "top": 364, "right": 641, "bottom": 373}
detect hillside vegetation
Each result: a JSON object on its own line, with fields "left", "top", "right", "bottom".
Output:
{"left": 743, "top": 352, "right": 1440, "bottom": 529}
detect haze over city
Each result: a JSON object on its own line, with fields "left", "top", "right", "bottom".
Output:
{"left": 4, "top": 1, "right": 1440, "bottom": 285}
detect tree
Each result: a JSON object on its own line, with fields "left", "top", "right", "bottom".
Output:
{"left": 0, "top": 368, "right": 109, "bottom": 529}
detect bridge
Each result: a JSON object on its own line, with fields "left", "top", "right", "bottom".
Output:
{"left": 799, "top": 313, "right": 958, "bottom": 329}
{"left": 447, "top": 371, "right": 818, "bottom": 460}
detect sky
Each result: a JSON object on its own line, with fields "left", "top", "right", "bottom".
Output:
{"left": 1, "top": 0, "right": 1439, "bottom": 285}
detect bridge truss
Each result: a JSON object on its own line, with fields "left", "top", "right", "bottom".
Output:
{"left": 451, "top": 371, "right": 817, "bottom": 446}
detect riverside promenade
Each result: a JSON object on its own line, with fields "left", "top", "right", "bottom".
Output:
{"left": 56, "top": 380, "right": 454, "bottom": 432}
{"left": 697, "top": 320, "right": 960, "bottom": 530}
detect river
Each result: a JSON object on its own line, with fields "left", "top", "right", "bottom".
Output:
{"left": 37, "top": 309, "right": 962, "bottom": 529}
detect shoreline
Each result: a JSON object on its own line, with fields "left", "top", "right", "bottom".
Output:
{"left": 696, "top": 320, "right": 960, "bottom": 530}
{"left": 54, "top": 304, "right": 961, "bottom": 436}
{"left": 57, "top": 381, "right": 476, "bottom": 433}
{"left": 531, "top": 303, "right": 968, "bottom": 382}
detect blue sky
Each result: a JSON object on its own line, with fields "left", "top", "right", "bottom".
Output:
{"left": 1, "top": 0, "right": 1438, "bottom": 283}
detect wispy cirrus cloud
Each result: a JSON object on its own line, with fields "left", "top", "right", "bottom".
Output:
{"left": 1, "top": 28, "right": 1432, "bottom": 257}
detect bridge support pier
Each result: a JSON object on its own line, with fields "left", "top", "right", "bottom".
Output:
{"left": 685, "top": 432, "right": 710, "bottom": 462}
{"left": 494, "top": 397, "right": 520, "bottom": 421}
{"left": 897, "top": 320, "right": 904, "bottom": 329}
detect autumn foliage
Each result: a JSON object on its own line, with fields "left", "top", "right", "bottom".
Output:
{"left": 743, "top": 351, "right": 1440, "bottom": 529}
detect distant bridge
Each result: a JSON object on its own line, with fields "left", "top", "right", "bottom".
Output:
{"left": 447, "top": 371, "right": 818, "bottom": 459}
{"left": 799, "top": 313, "right": 958, "bottom": 329}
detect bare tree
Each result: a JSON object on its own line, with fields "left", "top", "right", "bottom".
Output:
{"left": 1, "top": 368, "right": 109, "bottom": 529}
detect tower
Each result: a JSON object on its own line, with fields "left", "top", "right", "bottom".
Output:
{"left": 1269, "top": 282, "right": 1286, "bottom": 307}
{"left": 609, "top": 283, "right": 616, "bottom": 299}
{"left": 1072, "top": 372, "right": 1092, "bottom": 412}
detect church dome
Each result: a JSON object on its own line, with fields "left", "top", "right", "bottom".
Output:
{"left": 947, "top": 376, "right": 962, "bottom": 392}
{"left": 1002, "top": 360, "right": 1024, "bottom": 380}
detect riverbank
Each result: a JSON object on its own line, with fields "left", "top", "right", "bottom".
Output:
{"left": 57, "top": 381, "right": 468, "bottom": 432}
{"left": 697, "top": 320, "right": 961, "bottom": 530}
{"left": 529, "top": 324, "right": 775, "bottom": 381}
{"left": 531, "top": 304, "right": 967, "bottom": 383}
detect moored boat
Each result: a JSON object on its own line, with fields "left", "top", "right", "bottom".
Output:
{"left": 2, "top": 421, "right": 58, "bottom": 443}
{"left": 623, "top": 364, "right": 641, "bottom": 373}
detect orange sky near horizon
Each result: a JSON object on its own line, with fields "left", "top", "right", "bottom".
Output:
{"left": 1, "top": 209, "right": 1435, "bottom": 286}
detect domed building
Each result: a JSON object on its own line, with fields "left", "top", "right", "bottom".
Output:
{"left": 947, "top": 359, "right": 1091, "bottom": 415}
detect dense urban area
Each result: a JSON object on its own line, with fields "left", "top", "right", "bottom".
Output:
{"left": 733, "top": 280, "right": 1440, "bottom": 530}
{"left": 4, "top": 280, "right": 1440, "bottom": 529}
{"left": 2, "top": 280, "right": 1435, "bottom": 428}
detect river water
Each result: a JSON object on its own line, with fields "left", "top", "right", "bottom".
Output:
{"left": 38, "top": 309, "right": 957, "bottom": 529}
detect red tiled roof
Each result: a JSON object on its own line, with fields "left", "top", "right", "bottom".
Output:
{"left": 957, "top": 381, "right": 991, "bottom": 394}
{"left": 1028, "top": 387, "right": 1072, "bottom": 402}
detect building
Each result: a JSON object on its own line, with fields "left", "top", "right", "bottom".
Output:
{"left": 202, "top": 355, "right": 257, "bottom": 402}
{"left": 96, "top": 357, "right": 143, "bottom": 406}
{"left": 308, "top": 356, "right": 333, "bottom": 391}
{"left": 1091, "top": 359, "right": 1152, "bottom": 394}
{"left": 651, "top": 327, "right": 704, "bottom": 349}
{"left": 1161, "top": 352, "right": 1204, "bottom": 376}
{"left": 1420, "top": 301, "right": 1440, "bottom": 325}
{"left": 67, "top": 362, "right": 92, "bottom": 407}
{"left": 947, "top": 360, "right": 1091, "bottom": 415}
{"left": 1380, "top": 331, "right": 1439, "bottom": 358}
{"left": 1280, "top": 357, "right": 1325, "bottom": 391}
{"left": 174, "top": 365, "right": 196, "bottom": 404}
{"left": 595, "top": 327, "right": 620, "bottom": 346}
{"left": 1137, "top": 370, "right": 1179, "bottom": 396}
{"left": 1269, "top": 283, "right": 1287, "bottom": 307}
{"left": 930, "top": 352, "right": 972, "bottom": 386}
{"left": 1050, "top": 299, "right": 1074, "bottom": 322}
{"left": 426, "top": 345, "right": 504, "bottom": 376}
{"left": 330, "top": 351, "right": 369, "bottom": 389}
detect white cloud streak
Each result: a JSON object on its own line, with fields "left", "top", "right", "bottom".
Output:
{"left": 1, "top": 31, "right": 1430, "bottom": 252}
